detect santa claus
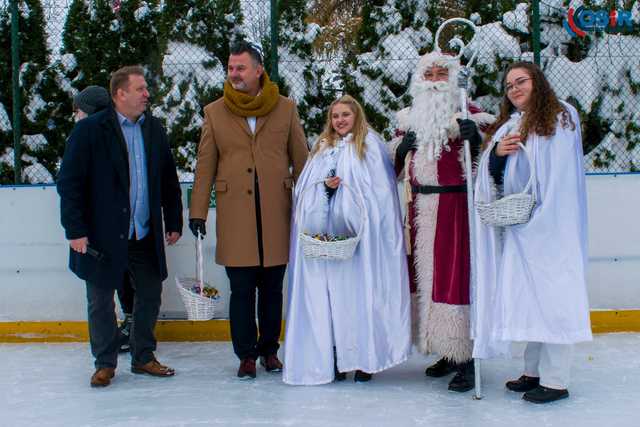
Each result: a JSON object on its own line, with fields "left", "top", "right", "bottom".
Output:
{"left": 392, "top": 50, "right": 493, "bottom": 392}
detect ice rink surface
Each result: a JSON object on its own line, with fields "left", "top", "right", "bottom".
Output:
{"left": 1, "top": 333, "right": 638, "bottom": 427}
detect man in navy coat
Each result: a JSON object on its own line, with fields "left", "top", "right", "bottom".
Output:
{"left": 57, "top": 65, "right": 183, "bottom": 387}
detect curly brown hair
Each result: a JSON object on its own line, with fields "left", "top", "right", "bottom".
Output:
{"left": 485, "top": 62, "right": 574, "bottom": 143}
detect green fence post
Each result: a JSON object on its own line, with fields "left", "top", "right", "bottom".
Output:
{"left": 10, "top": 0, "right": 22, "bottom": 184}
{"left": 270, "top": 0, "right": 279, "bottom": 84}
{"left": 531, "top": 0, "right": 541, "bottom": 66}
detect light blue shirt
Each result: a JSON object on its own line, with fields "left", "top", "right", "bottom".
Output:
{"left": 117, "top": 111, "right": 150, "bottom": 240}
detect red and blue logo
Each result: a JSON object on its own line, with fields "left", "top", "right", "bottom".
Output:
{"left": 563, "top": 7, "right": 634, "bottom": 38}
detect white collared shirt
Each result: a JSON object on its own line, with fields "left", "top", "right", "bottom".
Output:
{"left": 247, "top": 116, "right": 257, "bottom": 133}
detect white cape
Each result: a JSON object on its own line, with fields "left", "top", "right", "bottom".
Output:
{"left": 471, "top": 101, "right": 592, "bottom": 360}
{"left": 283, "top": 131, "right": 411, "bottom": 385}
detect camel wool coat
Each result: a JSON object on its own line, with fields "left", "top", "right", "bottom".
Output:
{"left": 190, "top": 95, "right": 308, "bottom": 267}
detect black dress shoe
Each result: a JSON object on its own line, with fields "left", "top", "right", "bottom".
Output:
{"left": 237, "top": 358, "right": 256, "bottom": 379}
{"left": 523, "top": 385, "right": 569, "bottom": 403}
{"left": 425, "top": 358, "right": 456, "bottom": 377}
{"left": 506, "top": 375, "right": 540, "bottom": 392}
{"left": 354, "top": 370, "right": 372, "bottom": 382}
{"left": 259, "top": 354, "right": 283, "bottom": 372}
{"left": 447, "top": 360, "right": 474, "bottom": 392}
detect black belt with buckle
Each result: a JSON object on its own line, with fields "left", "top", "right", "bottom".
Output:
{"left": 411, "top": 184, "right": 467, "bottom": 194}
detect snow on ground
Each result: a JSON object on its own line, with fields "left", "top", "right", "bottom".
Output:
{"left": 1, "top": 333, "right": 638, "bottom": 427}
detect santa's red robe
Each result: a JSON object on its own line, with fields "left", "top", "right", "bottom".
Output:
{"left": 394, "top": 104, "right": 493, "bottom": 363}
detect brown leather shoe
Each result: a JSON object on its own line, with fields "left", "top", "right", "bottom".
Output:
{"left": 90, "top": 367, "right": 115, "bottom": 387}
{"left": 237, "top": 358, "right": 257, "bottom": 379}
{"left": 131, "top": 359, "right": 175, "bottom": 377}
{"left": 259, "top": 354, "right": 283, "bottom": 372}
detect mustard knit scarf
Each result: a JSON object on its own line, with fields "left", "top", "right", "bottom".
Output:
{"left": 223, "top": 72, "right": 280, "bottom": 117}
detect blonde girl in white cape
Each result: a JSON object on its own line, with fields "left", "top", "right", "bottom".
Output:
{"left": 283, "top": 95, "right": 411, "bottom": 385}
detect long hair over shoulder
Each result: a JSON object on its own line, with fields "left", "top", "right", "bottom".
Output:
{"left": 485, "top": 62, "right": 575, "bottom": 142}
{"left": 311, "top": 95, "right": 369, "bottom": 159}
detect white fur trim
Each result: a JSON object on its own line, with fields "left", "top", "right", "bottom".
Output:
{"left": 410, "top": 149, "right": 438, "bottom": 352}
{"left": 410, "top": 293, "right": 420, "bottom": 341}
{"left": 449, "top": 111, "right": 496, "bottom": 141}
{"left": 470, "top": 111, "right": 495, "bottom": 127}
{"left": 396, "top": 107, "right": 411, "bottom": 132}
{"left": 457, "top": 145, "right": 467, "bottom": 181}
{"left": 424, "top": 303, "right": 473, "bottom": 363}
{"left": 389, "top": 135, "right": 403, "bottom": 168}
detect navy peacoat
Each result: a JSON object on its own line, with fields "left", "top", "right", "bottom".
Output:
{"left": 57, "top": 106, "right": 183, "bottom": 288}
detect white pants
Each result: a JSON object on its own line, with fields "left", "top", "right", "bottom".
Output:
{"left": 523, "top": 342, "right": 573, "bottom": 389}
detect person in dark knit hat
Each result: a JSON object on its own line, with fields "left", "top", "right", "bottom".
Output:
{"left": 72, "top": 85, "right": 135, "bottom": 353}
{"left": 72, "top": 85, "right": 111, "bottom": 122}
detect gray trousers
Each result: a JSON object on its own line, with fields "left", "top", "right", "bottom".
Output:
{"left": 86, "top": 234, "right": 162, "bottom": 369}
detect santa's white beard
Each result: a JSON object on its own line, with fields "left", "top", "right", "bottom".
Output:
{"left": 406, "top": 81, "right": 460, "bottom": 160}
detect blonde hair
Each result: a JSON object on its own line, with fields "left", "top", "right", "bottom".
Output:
{"left": 312, "top": 95, "right": 369, "bottom": 159}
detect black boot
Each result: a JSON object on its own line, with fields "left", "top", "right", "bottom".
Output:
{"left": 523, "top": 386, "right": 569, "bottom": 403}
{"left": 506, "top": 375, "right": 540, "bottom": 392}
{"left": 354, "top": 370, "right": 372, "bottom": 382}
{"left": 333, "top": 347, "right": 346, "bottom": 381}
{"left": 448, "top": 360, "right": 474, "bottom": 392}
{"left": 117, "top": 313, "right": 132, "bottom": 353}
{"left": 425, "top": 357, "right": 457, "bottom": 378}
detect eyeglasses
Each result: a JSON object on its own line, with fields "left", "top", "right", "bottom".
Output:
{"left": 505, "top": 77, "right": 532, "bottom": 92}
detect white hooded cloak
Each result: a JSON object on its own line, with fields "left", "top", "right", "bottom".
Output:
{"left": 471, "top": 101, "right": 592, "bottom": 359}
{"left": 283, "top": 131, "right": 412, "bottom": 385}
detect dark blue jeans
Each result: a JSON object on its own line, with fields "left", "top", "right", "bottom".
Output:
{"left": 86, "top": 234, "right": 162, "bottom": 369}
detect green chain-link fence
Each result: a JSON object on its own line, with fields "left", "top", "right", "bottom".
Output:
{"left": 1, "top": 0, "right": 638, "bottom": 185}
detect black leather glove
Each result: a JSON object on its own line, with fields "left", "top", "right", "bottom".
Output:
{"left": 457, "top": 118, "right": 481, "bottom": 147}
{"left": 189, "top": 218, "right": 206, "bottom": 239}
{"left": 395, "top": 131, "right": 418, "bottom": 165}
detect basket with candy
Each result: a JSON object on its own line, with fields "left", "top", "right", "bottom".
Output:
{"left": 175, "top": 232, "right": 220, "bottom": 320}
{"left": 296, "top": 181, "right": 367, "bottom": 261}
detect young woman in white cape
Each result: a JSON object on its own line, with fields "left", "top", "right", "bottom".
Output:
{"left": 283, "top": 95, "right": 411, "bottom": 385}
{"left": 472, "top": 62, "right": 592, "bottom": 403}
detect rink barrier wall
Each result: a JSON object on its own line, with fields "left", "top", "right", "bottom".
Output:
{"left": 0, "top": 311, "right": 639, "bottom": 343}
{"left": 1, "top": 174, "right": 639, "bottom": 335}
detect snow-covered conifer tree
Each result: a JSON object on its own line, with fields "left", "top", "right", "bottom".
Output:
{"left": 338, "top": 0, "right": 434, "bottom": 139}
{"left": 0, "top": 0, "right": 70, "bottom": 184}
{"left": 154, "top": 0, "right": 244, "bottom": 178}
{"left": 276, "top": 0, "right": 334, "bottom": 140}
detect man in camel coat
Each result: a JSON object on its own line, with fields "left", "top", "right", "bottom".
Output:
{"left": 189, "top": 41, "right": 308, "bottom": 379}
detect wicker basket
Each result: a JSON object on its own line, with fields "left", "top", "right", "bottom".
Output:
{"left": 296, "top": 180, "right": 367, "bottom": 260}
{"left": 175, "top": 233, "right": 219, "bottom": 320}
{"left": 476, "top": 142, "right": 537, "bottom": 227}
{"left": 175, "top": 277, "right": 218, "bottom": 320}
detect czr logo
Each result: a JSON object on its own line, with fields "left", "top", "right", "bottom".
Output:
{"left": 563, "top": 7, "right": 634, "bottom": 38}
